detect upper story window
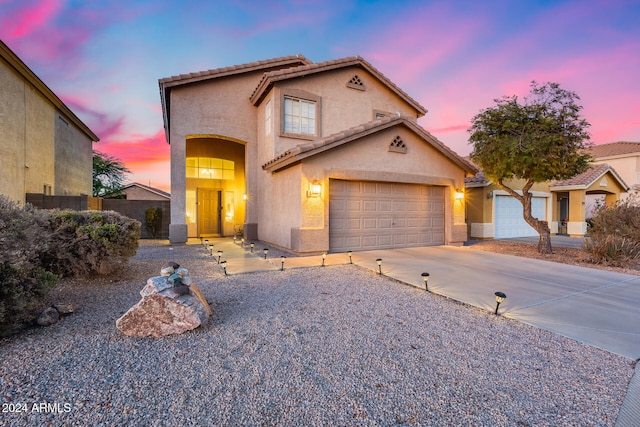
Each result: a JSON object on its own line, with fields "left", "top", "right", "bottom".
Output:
{"left": 284, "top": 96, "right": 316, "bottom": 135}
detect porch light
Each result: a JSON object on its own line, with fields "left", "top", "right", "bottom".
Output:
{"left": 421, "top": 272, "right": 430, "bottom": 291}
{"left": 376, "top": 258, "right": 383, "bottom": 274}
{"left": 250, "top": 242, "right": 254, "bottom": 253}
{"left": 280, "top": 256, "right": 286, "bottom": 271}
{"left": 243, "top": 193, "right": 247, "bottom": 201}
{"left": 494, "top": 291, "right": 507, "bottom": 315}
{"left": 321, "top": 252, "right": 327, "bottom": 267}
{"left": 220, "top": 260, "right": 227, "bottom": 276}
{"left": 263, "top": 248, "right": 269, "bottom": 259}
{"left": 455, "top": 189, "right": 465, "bottom": 200}
{"left": 217, "top": 250, "right": 223, "bottom": 263}
{"left": 347, "top": 251, "right": 353, "bottom": 264}
{"left": 307, "top": 180, "right": 322, "bottom": 198}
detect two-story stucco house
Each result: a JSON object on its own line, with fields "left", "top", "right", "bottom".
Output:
{"left": 0, "top": 40, "right": 98, "bottom": 203}
{"left": 159, "top": 55, "right": 476, "bottom": 253}
{"left": 588, "top": 142, "right": 640, "bottom": 196}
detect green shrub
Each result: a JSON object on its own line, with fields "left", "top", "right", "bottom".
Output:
{"left": 43, "top": 210, "right": 141, "bottom": 276}
{"left": 585, "top": 194, "right": 640, "bottom": 267}
{"left": 145, "top": 207, "right": 163, "bottom": 238}
{"left": 0, "top": 196, "right": 60, "bottom": 334}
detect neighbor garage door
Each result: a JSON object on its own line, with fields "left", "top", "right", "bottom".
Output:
{"left": 494, "top": 195, "right": 547, "bottom": 238}
{"left": 329, "top": 180, "right": 445, "bottom": 252}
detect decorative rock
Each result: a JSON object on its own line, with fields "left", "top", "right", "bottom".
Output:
{"left": 52, "top": 302, "right": 75, "bottom": 315}
{"left": 37, "top": 307, "right": 60, "bottom": 326}
{"left": 116, "top": 275, "right": 210, "bottom": 338}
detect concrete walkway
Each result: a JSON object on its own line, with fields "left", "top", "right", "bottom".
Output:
{"left": 190, "top": 238, "right": 640, "bottom": 425}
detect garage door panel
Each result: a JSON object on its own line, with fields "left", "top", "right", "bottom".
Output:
{"left": 495, "top": 196, "right": 546, "bottom": 238}
{"left": 329, "top": 179, "right": 445, "bottom": 252}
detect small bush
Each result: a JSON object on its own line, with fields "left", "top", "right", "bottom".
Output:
{"left": 585, "top": 194, "right": 640, "bottom": 267}
{"left": 145, "top": 207, "right": 162, "bottom": 238}
{"left": 43, "top": 210, "right": 141, "bottom": 276}
{"left": 0, "top": 196, "right": 60, "bottom": 334}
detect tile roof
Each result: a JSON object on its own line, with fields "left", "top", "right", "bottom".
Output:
{"left": 158, "top": 55, "right": 312, "bottom": 87}
{"left": 249, "top": 56, "right": 427, "bottom": 116}
{"left": 463, "top": 158, "right": 490, "bottom": 187}
{"left": 262, "top": 113, "right": 476, "bottom": 174}
{"left": 550, "top": 163, "right": 629, "bottom": 190}
{"left": 587, "top": 141, "right": 640, "bottom": 159}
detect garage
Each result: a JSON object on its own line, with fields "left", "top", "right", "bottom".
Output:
{"left": 494, "top": 196, "right": 547, "bottom": 238}
{"left": 329, "top": 179, "right": 445, "bottom": 252}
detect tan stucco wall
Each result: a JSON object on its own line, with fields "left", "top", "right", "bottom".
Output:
{"left": 261, "top": 125, "right": 467, "bottom": 251}
{"left": 268, "top": 66, "right": 420, "bottom": 159}
{"left": 54, "top": 112, "right": 92, "bottom": 195}
{"left": 168, "top": 71, "right": 263, "bottom": 241}
{"left": 1, "top": 56, "right": 93, "bottom": 203}
{"left": 1, "top": 61, "right": 55, "bottom": 202}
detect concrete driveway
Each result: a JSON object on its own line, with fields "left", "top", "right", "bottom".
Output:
{"left": 350, "top": 245, "right": 640, "bottom": 360}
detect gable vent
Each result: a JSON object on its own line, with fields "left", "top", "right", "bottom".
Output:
{"left": 389, "top": 136, "right": 407, "bottom": 153}
{"left": 346, "top": 75, "right": 366, "bottom": 91}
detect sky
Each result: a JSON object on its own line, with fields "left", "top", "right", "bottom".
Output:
{"left": 1, "top": 0, "right": 639, "bottom": 193}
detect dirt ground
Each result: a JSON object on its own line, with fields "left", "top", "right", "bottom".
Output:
{"left": 466, "top": 239, "right": 640, "bottom": 276}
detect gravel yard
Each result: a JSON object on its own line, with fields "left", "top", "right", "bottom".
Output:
{"left": 0, "top": 242, "right": 634, "bottom": 426}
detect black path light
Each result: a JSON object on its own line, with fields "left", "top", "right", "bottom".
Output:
{"left": 347, "top": 251, "right": 353, "bottom": 264}
{"left": 321, "top": 252, "right": 327, "bottom": 267}
{"left": 209, "top": 243, "right": 215, "bottom": 257}
{"left": 250, "top": 242, "right": 255, "bottom": 253}
{"left": 263, "top": 248, "right": 269, "bottom": 259}
{"left": 421, "top": 272, "right": 430, "bottom": 291}
{"left": 204, "top": 238, "right": 208, "bottom": 247}
{"left": 376, "top": 258, "right": 383, "bottom": 274}
{"left": 494, "top": 291, "right": 507, "bottom": 315}
{"left": 217, "top": 250, "right": 223, "bottom": 263}
{"left": 220, "top": 260, "right": 227, "bottom": 276}
{"left": 280, "top": 256, "right": 286, "bottom": 271}
{"left": 241, "top": 238, "right": 245, "bottom": 248}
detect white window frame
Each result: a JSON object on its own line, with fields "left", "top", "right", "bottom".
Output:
{"left": 284, "top": 96, "right": 316, "bottom": 135}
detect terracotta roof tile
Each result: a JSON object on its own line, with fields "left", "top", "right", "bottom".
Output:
{"left": 158, "top": 55, "right": 311, "bottom": 86}
{"left": 587, "top": 141, "right": 640, "bottom": 159}
{"left": 262, "top": 114, "right": 475, "bottom": 174}
{"left": 249, "top": 56, "right": 427, "bottom": 115}
{"left": 550, "top": 163, "right": 629, "bottom": 190}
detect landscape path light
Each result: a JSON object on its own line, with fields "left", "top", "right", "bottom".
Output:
{"left": 263, "top": 248, "right": 269, "bottom": 259}
{"left": 376, "top": 258, "right": 382, "bottom": 274}
{"left": 321, "top": 252, "right": 327, "bottom": 267}
{"left": 220, "top": 260, "right": 227, "bottom": 276}
{"left": 421, "top": 272, "right": 430, "bottom": 291}
{"left": 494, "top": 291, "right": 507, "bottom": 315}
{"left": 347, "top": 251, "right": 353, "bottom": 264}
{"left": 209, "top": 244, "right": 215, "bottom": 257}
{"left": 280, "top": 256, "right": 286, "bottom": 271}
{"left": 250, "top": 242, "right": 255, "bottom": 253}
{"left": 217, "top": 250, "right": 223, "bottom": 264}
{"left": 204, "top": 239, "right": 209, "bottom": 248}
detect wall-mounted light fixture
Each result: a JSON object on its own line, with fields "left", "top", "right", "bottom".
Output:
{"left": 307, "top": 180, "right": 322, "bottom": 198}
{"left": 243, "top": 193, "right": 247, "bottom": 201}
{"left": 487, "top": 191, "right": 494, "bottom": 199}
{"left": 455, "top": 188, "right": 465, "bottom": 200}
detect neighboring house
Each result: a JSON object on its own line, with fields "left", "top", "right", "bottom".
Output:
{"left": 466, "top": 162, "right": 628, "bottom": 239}
{"left": 587, "top": 141, "right": 640, "bottom": 211}
{"left": 120, "top": 182, "right": 171, "bottom": 201}
{"left": 159, "top": 55, "right": 476, "bottom": 253}
{"left": 0, "top": 40, "right": 98, "bottom": 203}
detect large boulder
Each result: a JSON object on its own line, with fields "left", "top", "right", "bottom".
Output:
{"left": 116, "top": 274, "right": 210, "bottom": 338}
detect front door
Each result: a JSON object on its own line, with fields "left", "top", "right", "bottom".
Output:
{"left": 198, "top": 189, "right": 222, "bottom": 236}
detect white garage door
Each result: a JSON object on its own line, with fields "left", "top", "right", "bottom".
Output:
{"left": 329, "top": 180, "right": 445, "bottom": 252}
{"left": 494, "top": 196, "right": 547, "bottom": 238}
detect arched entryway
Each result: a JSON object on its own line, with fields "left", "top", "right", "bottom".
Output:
{"left": 185, "top": 135, "right": 246, "bottom": 238}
